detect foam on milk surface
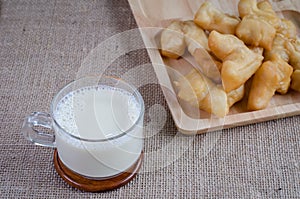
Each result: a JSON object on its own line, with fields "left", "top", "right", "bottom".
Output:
{"left": 54, "top": 85, "right": 141, "bottom": 140}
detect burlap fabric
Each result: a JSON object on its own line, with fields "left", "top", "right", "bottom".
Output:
{"left": 0, "top": 0, "right": 299, "bottom": 198}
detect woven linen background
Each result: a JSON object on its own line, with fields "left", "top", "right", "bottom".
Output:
{"left": 0, "top": 0, "right": 299, "bottom": 198}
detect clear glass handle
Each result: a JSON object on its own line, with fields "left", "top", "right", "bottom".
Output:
{"left": 21, "top": 112, "right": 56, "bottom": 148}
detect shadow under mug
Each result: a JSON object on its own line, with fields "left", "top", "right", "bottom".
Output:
{"left": 21, "top": 76, "right": 145, "bottom": 191}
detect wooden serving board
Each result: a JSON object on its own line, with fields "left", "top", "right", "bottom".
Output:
{"left": 128, "top": 0, "right": 300, "bottom": 134}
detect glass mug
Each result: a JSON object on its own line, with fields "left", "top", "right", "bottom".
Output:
{"left": 21, "top": 76, "right": 144, "bottom": 179}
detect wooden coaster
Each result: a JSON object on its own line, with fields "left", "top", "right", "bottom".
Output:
{"left": 53, "top": 149, "right": 143, "bottom": 192}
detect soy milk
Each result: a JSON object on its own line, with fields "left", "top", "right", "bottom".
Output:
{"left": 53, "top": 85, "right": 143, "bottom": 178}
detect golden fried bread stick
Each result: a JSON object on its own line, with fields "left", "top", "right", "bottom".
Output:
{"left": 208, "top": 30, "right": 264, "bottom": 93}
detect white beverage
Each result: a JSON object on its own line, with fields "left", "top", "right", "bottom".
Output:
{"left": 53, "top": 85, "right": 144, "bottom": 178}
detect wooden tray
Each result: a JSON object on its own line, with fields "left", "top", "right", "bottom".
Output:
{"left": 128, "top": 0, "right": 300, "bottom": 134}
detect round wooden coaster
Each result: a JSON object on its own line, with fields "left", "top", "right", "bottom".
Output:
{"left": 53, "top": 149, "right": 143, "bottom": 192}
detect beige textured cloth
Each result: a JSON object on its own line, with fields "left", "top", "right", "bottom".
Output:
{"left": 0, "top": 0, "right": 299, "bottom": 198}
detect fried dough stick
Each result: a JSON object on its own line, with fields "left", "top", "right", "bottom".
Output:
{"left": 175, "top": 69, "right": 229, "bottom": 117}
{"left": 247, "top": 57, "right": 293, "bottom": 110}
{"left": 208, "top": 30, "right": 264, "bottom": 93}
{"left": 194, "top": 2, "right": 240, "bottom": 34}
{"left": 238, "top": 0, "right": 280, "bottom": 28}
{"left": 286, "top": 39, "right": 300, "bottom": 91}
{"left": 181, "top": 21, "right": 222, "bottom": 83}
{"left": 161, "top": 21, "right": 186, "bottom": 59}
{"left": 236, "top": 14, "right": 276, "bottom": 50}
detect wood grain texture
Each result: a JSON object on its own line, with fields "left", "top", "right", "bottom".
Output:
{"left": 128, "top": 0, "right": 300, "bottom": 134}
{"left": 53, "top": 150, "right": 143, "bottom": 192}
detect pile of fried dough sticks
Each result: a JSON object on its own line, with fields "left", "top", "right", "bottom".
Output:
{"left": 160, "top": 0, "right": 300, "bottom": 117}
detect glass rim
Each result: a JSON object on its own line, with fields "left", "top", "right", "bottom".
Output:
{"left": 50, "top": 75, "right": 145, "bottom": 142}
